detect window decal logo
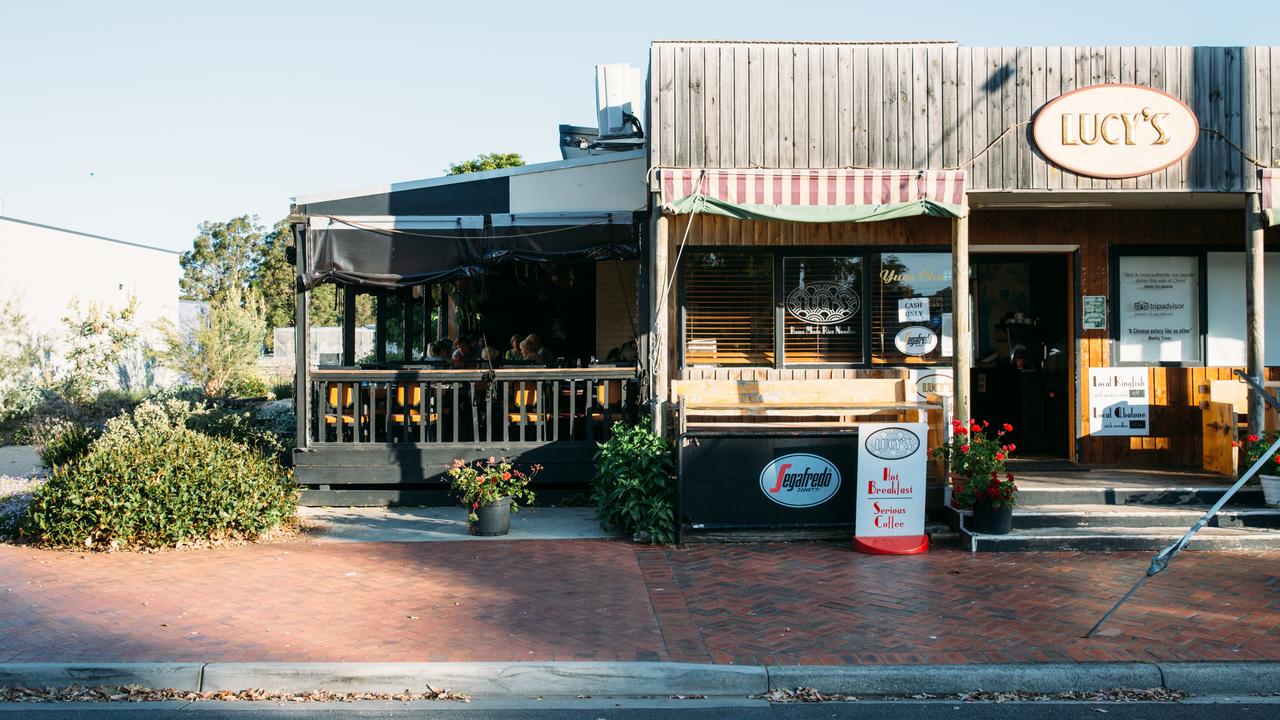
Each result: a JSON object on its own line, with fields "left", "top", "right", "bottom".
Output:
{"left": 785, "top": 282, "right": 860, "bottom": 325}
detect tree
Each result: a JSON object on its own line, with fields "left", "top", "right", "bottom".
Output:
{"left": 160, "top": 286, "right": 266, "bottom": 397}
{"left": 254, "top": 219, "right": 296, "bottom": 336}
{"left": 180, "top": 216, "right": 265, "bottom": 302}
{"left": 447, "top": 152, "right": 525, "bottom": 175}
{"left": 60, "top": 295, "right": 143, "bottom": 400}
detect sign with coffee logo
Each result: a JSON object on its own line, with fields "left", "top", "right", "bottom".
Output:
{"left": 1031, "top": 84, "right": 1199, "bottom": 179}
{"left": 894, "top": 326, "right": 938, "bottom": 356}
{"left": 759, "top": 453, "right": 842, "bottom": 508}
{"left": 854, "top": 423, "right": 928, "bottom": 555}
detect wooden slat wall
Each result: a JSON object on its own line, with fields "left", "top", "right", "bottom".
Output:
{"left": 650, "top": 42, "right": 1277, "bottom": 191}
{"left": 595, "top": 260, "right": 639, "bottom": 359}
{"left": 668, "top": 209, "right": 1260, "bottom": 467}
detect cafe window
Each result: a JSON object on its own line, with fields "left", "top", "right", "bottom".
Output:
{"left": 683, "top": 251, "right": 774, "bottom": 366}
{"left": 871, "top": 253, "right": 953, "bottom": 365}
{"left": 1116, "top": 254, "right": 1201, "bottom": 364}
{"left": 782, "top": 256, "right": 864, "bottom": 364}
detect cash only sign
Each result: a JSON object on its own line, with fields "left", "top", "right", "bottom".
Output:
{"left": 854, "top": 423, "right": 930, "bottom": 554}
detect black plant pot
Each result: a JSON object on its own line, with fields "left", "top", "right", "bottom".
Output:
{"left": 472, "top": 496, "right": 513, "bottom": 536}
{"left": 970, "top": 498, "right": 1013, "bottom": 535}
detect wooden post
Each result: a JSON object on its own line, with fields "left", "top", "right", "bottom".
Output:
{"left": 375, "top": 291, "right": 387, "bottom": 363}
{"left": 402, "top": 288, "right": 415, "bottom": 361}
{"left": 292, "top": 221, "right": 311, "bottom": 451}
{"left": 951, "top": 213, "right": 972, "bottom": 427}
{"left": 1246, "top": 192, "right": 1266, "bottom": 435}
{"left": 651, "top": 207, "right": 671, "bottom": 435}
{"left": 341, "top": 287, "right": 356, "bottom": 366}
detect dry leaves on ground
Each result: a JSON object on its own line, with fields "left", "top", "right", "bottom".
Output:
{"left": 0, "top": 685, "right": 469, "bottom": 703}
{"left": 760, "top": 687, "right": 1189, "bottom": 703}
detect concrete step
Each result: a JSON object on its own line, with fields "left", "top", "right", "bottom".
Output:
{"left": 1015, "top": 485, "right": 1266, "bottom": 507}
{"left": 959, "top": 524, "right": 1280, "bottom": 552}
{"left": 983, "top": 504, "right": 1280, "bottom": 530}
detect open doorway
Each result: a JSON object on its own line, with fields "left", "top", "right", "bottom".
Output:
{"left": 971, "top": 253, "right": 1072, "bottom": 458}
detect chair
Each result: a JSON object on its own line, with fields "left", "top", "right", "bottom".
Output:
{"left": 323, "top": 383, "right": 358, "bottom": 441}
{"left": 391, "top": 383, "right": 436, "bottom": 441}
{"left": 508, "top": 382, "right": 549, "bottom": 439}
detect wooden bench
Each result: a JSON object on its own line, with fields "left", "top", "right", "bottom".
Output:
{"left": 673, "top": 378, "right": 948, "bottom": 477}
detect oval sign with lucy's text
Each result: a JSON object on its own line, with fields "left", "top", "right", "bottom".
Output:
{"left": 1031, "top": 84, "right": 1198, "bottom": 179}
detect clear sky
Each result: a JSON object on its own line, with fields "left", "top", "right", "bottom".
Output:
{"left": 2, "top": 0, "right": 1278, "bottom": 251}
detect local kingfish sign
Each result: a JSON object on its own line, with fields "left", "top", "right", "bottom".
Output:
{"left": 1031, "top": 84, "right": 1199, "bottom": 179}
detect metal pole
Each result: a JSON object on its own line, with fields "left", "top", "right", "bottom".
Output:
{"left": 1086, "top": 369, "right": 1280, "bottom": 637}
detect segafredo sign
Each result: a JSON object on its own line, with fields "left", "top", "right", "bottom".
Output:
{"left": 854, "top": 423, "right": 928, "bottom": 555}
{"left": 1031, "top": 84, "right": 1199, "bottom": 179}
{"left": 759, "top": 453, "right": 842, "bottom": 508}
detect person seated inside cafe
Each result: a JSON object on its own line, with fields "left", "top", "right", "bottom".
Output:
{"left": 504, "top": 333, "right": 523, "bottom": 362}
{"left": 519, "top": 334, "right": 556, "bottom": 365}
{"left": 424, "top": 339, "right": 451, "bottom": 363}
{"left": 451, "top": 336, "right": 479, "bottom": 368}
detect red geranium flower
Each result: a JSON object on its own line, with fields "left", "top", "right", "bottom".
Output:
{"left": 1249, "top": 434, "right": 1261, "bottom": 443}
{"left": 995, "top": 451, "right": 1005, "bottom": 461}
{"left": 1002, "top": 423, "right": 1014, "bottom": 432}
{"left": 960, "top": 444, "right": 970, "bottom": 453}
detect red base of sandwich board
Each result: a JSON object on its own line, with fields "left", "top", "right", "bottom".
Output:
{"left": 852, "top": 535, "right": 929, "bottom": 555}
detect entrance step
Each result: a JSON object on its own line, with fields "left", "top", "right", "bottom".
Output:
{"left": 1003, "top": 504, "right": 1280, "bottom": 530}
{"left": 1016, "top": 485, "right": 1265, "bottom": 507}
{"left": 959, "top": 524, "right": 1280, "bottom": 552}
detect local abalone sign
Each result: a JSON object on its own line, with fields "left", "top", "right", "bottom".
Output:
{"left": 1031, "top": 84, "right": 1199, "bottom": 179}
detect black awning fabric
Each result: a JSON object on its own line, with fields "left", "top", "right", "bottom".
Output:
{"left": 483, "top": 223, "right": 638, "bottom": 265}
{"left": 303, "top": 224, "right": 483, "bottom": 290}
{"left": 304, "top": 220, "right": 639, "bottom": 290}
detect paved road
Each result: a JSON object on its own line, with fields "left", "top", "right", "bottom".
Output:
{"left": 2, "top": 700, "right": 1277, "bottom": 719}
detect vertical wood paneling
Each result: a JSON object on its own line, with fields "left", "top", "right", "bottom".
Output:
{"left": 650, "top": 42, "right": 1273, "bottom": 191}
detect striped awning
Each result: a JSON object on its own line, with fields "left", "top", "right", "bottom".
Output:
{"left": 658, "top": 168, "right": 967, "bottom": 222}
{"left": 1264, "top": 169, "right": 1280, "bottom": 227}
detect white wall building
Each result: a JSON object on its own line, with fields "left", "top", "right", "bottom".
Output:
{"left": 0, "top": 216, "right": 181, "bottom": 388}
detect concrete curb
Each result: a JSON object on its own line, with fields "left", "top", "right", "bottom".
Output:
{"left": 1160, "top": 662, "right": 1280, "bottom": 695}
{"left": 0, "top": 663, "right": 203, "bottom": 691}
{"left": 0, "top": 661, "right": 1277, "bottom": 698}
{"left": 200, "top": 662, "right": 766, "bottom": 697}
{"left": 767, "top": 662, "right": 1164, "bottom": 696}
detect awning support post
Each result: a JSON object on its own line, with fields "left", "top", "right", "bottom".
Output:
{"left": 292, "top": 220, "right": 311, "bottom": 451}
{"left": 650, "top": 208, "right": 671, "bottom": 436}
{"left": 1247, "top": 192, "right": 1266, "bottom": 436}
{"left": 951, "top": 212, "right": 972, "bottom": 428}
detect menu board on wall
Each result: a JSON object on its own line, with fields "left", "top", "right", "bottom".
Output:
{"left": 1088, "top": 367, "right": 1150, "bottom": 436}
{"left": 1117, "top": 256, "right": 1200, "bottom": 363}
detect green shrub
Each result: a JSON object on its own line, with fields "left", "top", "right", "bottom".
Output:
{"left": 222, "top": 372, "right": 270, "bottom": 399}
{"left": 186, "top": 401, "right": 292, "bottom": 462}
{"left": 592, "top": 422, "right": 677, "bottom": 544}
{"left": 270, "top": 380, "right": 293, "bottom": 400}
{"left": 20, "top": 400, "right": 296, "bottom": 549}
{"left": 31, "top": 418, "right": 101, "bottom": 468}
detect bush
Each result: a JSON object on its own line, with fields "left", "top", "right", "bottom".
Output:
{"left": 31, "top": 418, "right": 101, "bottom": 468}
{"left": 592, "top": 422, "right": 677, "bottom": 544}
{"left": 269, "top": 380, "right": 293, "bottom": 400}
{"left": 20, "top": 400, "right": 296, "bottom": 549}
{"left": 186, "top": 401, "right": 293, "bottom": 462}
{"left": 222, "top": 372, "right": 270, "bottom": 399}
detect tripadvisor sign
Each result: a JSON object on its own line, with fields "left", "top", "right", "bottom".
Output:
{"left": 1031, "top": 84, "right": 1199, "bottom": 179}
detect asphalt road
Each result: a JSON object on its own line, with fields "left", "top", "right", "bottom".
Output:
{"left": 2, "top": 699, "right": 1277, "bottom": 719}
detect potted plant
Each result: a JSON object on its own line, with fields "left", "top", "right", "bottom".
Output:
{"left": 933, "top": 419, "right": 1019, "bottom": 535}
{"left": 445, "top": 457, "right": 540, "bottom": 535}
{"left": 1233, "top": 432, "right": 1280, "bottom": 507}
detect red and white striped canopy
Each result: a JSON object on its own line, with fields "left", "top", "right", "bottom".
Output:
{"left": 658, "top": 168, "right": 966, "bottom": 211}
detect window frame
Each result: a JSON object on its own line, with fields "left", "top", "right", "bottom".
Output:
{"left": 678, "top": 244, "right": 953, "bottom": 370}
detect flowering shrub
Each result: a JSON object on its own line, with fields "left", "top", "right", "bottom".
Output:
{"left": 932, "top": 418, "right": 1019, "bottom": 509}
{"left": 446, "top": 457, "right": 539, "bottom": 523}
{"left": 1232, "top": 432, "right": 1280, "bottom": 478}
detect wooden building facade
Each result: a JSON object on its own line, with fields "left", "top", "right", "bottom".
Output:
{"left": 646, "top": 42, "right": 1280, "bottom": 469}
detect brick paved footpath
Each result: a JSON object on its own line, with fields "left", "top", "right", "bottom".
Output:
{"left": 0, "top": 540, "right": 1277, "bottom": 665}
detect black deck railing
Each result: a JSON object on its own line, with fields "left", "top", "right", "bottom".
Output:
{"left": 306, "top": 367, "right": 640, "bottom": 446}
